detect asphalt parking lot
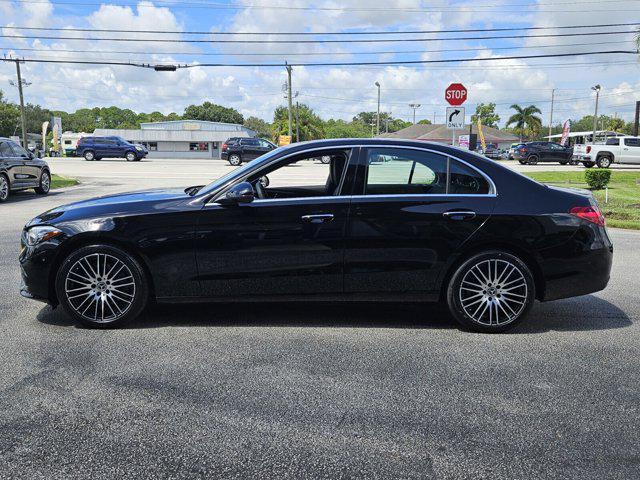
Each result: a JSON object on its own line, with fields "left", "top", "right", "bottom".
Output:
{"left": 1, "top": 158, "right": 639, "bottom": 479}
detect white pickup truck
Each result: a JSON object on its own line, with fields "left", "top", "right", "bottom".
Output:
{"left": 575, "top": 136, "right": 640, "bottom": 168}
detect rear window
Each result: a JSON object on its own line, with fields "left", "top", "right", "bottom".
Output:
{"left": 79, "top": 137, "right": 94, "bottom": 144}
{"left": 624, "top": 138, "right": 640, "bottom": 147}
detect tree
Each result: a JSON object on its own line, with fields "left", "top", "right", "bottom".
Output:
{"left": 244, "top": 116, "right": 272, "bottom": 139}
{"left": 608, "top": 117, "right": 626, "bottom": 133}
{"left": 325, "top": 119, "right": 370, "bottom": 138}
{"left": 506, "top": 104, "right": 542, "bottom": 141}
{"left": 417, "top": 119, "right": 432, "bottom": 125}
{"left": 272, "top": 104, "right": 324, "bottom": 142}
{"left": 183, "top": 102, "right": 243, "bottom": 124}
{"left": 471, "top": 103, "right": 500, "bottom": 128}
{"left": 0, "top": 90, "right": 20, "bottom": 137}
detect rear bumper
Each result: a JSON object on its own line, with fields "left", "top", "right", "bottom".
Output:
{"left": 540, "top": 225, "right": 613, "bottom": 301}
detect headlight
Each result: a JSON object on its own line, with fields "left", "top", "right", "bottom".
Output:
{"left": 25, "top": 226, "right": 63, "bottom": 246}
{"left": 135, "top": 145, "right": 143, "bottom": 151}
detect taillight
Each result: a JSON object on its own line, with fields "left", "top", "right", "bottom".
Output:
{"left": 520, "top": 147, "right": 527, "bottom": 153}
{"left": 570, "top": 206, "right": 605, "bottom": 226}
{"left": 222, "top": 143, "right": 228, "bottom": 151}
{"left": 586, "top": 145, "right": 591, "bottom": 154}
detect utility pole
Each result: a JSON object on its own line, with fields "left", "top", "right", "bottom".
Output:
{"left": 433, "top": 111, "right": 436, "bottom": 124}
{"left": 634, "top": 101, "right": 640, "bottom": 136}
{"left": 295, "top": 101, "right": 300, "bottom": 142}
{"left": 591, "top": 84, "right": 601, "bottom": 143}
{"left": 548, "top": 88, "right": 555, "bottom": 139}
{"left": 409, "top": 103, "right": 421, "bottom": 124}
{"left": 14, "top": 59, "right": 28, "bottom": 149}
{"left": 285, "top": 62, "right": 293, "bottom": 138}
{"left": 375, "top": 81, "right": 380, "bottom": 135}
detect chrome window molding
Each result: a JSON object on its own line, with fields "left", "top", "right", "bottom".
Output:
{"left": 199, "top": 142, "right": 497, "bottom": 207}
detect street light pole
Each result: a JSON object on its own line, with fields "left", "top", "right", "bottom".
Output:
{"left": 409, "top": 103, "right": 421, "bottom": 124}
{"left": 286, "top": 62, "right": 293, "bottom": 138}
{"left": 375, "top": 81, "right": 380, "bottom": 136}
{"left": 591, "top": 84, "right": 601, "bottom": 143}
{"left": 548, "top": 88, "right": 555, "bottom": 140}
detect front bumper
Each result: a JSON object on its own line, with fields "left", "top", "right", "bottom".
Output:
{"left": 19, "top": 237, "right": 61, "bottom": 306}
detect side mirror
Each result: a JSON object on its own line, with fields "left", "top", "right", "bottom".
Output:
{"left": 218, "top": 181, "right": 254, "bottom": 205}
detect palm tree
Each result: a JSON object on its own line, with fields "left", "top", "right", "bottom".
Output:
{"left": 506, "top": 104, "right": 542, "bottom": 141}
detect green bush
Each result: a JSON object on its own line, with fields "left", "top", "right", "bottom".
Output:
{"left": 585, "top": 170, "right": 611, "bottom": 190}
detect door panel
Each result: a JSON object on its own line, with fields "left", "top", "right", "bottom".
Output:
{"left": 0, "top": 141, "right": 25, "bottom": 187}
{"left": 11, "top": 142, "right": 41, "bottom": 186}
{"left": 344, "top": 146, "right": 497, "bottom": 294}
{"left": 196, "top": 198, "right": 349, "bottom": 297}
{"left": 344, "top": 196, "right": 496, "bottom": 293}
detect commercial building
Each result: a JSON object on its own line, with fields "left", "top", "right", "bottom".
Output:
{"left": 380, "top": 123, "right": 519, "bottom": 150}
{"left": 93, "top": 120, "right": 257, "bottom": 159}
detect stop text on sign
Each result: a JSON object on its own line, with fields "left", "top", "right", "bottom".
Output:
{"left": 445, "top": 83, "right": 467, "bottom": 106}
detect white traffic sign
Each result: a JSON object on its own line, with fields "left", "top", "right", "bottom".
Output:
{"left": 446, "top": 107, "right": 465, "bottom": 129}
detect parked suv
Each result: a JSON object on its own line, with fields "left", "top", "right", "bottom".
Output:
{"left": 0, "top": 137, "right": 51, "bottom": 202}
{"left": 512, "top": 141, "right": 573, "bottom": 165}
{"left": 76, "top": 136, "right": 148, "bottom": 162}
{"left": 221, "top": 137, "right": 276, "bottom": 166}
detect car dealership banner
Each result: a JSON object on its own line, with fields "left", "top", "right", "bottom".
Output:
{"left": 560, "top": 119, "right": 571, "bottom": 146}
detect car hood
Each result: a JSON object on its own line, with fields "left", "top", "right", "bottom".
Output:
{"left": 28, "top": 187, "right": 192, "bottom": 226}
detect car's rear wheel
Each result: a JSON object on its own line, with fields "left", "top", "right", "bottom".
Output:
{"left": 447, "top": 251, "right": 535, "bottom": 333}
{"left": 527, "top": 155, "right": 539, "bottom": 165}
{"left": 596, "top": 155, "right": 612, "bottom": 168}
{"left": 34, "top": 170, "right": 50, "bottom": 194}
{"left": 518, "top": 159, "right": 527, "bottom": 165}
{"left": 83, "top": 151, "right": 95, "bottom": 161}
{"left": 125, "top": 151, "right": 137, "bottom": 162}
{"left": 582, "top": 161, "right": 595, "bottom": 168}
{"left": 56, "top": 245, "right": 149, "bottom": 328}
{"left": 0, "top": 174, "right": 9, "bottom": 202}
{"left": 228, "top": 154, "right": 242, "bottom": 166}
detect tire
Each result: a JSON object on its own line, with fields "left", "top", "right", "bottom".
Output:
{"left": 596, "top": 155, "right": 612, "bottom": 168}
{"left": 559, "top": 161, "right": 568, "bottom": 165}
{"left": 518, "top": 159, "right": 527, "bottom": 165}
{"left": 83, "top": 150, "right": 95, "bottom": 161}
{"left": 446, "top": 251, "right": 535, "bottom": 333}
{"left": 527, "top": 155, "right": 539, "bottom": 165}
{"left": 55, "top": 245, "right": 149, "bottom": 328}
{"left": 34, "top": 170, "right": 50, "bottom": 195}
{"left": 0, "top": 173, "right": 9, "bottom": 202}
{"left": 320, "top": 156, "right": 331, "bottom": 164}
{"left": 125, "top": 151, "right": 137, "bottom": 162}
{"left": 582, "top": 161, "right": 595, "bottom": 168}
{"left": 228, "top": 154, "right": 242, "bottom": 166}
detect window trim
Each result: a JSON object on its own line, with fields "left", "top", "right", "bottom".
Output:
{"left": 199, "top": 144, "right": 497, "bottom": 206}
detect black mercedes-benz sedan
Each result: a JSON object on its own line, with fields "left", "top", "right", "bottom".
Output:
{"left": 19, "top": 139, "right": 613, "bottom": 332}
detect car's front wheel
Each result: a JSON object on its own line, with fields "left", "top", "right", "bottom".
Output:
{"left": 447, "top": 251, "right": 535, "bottom": 333}
{"left": 125, "top": 151, "right": 137, "bottom": 162}
{"left": 56, "top": 245, "right": 149, "bottom": 328}
{"left": 34, "top": 170, "right": 50, "bottom": 195}
{"left": 228, "top": 154, "right": 242, "bottom": 166}
{"left": 0, "top": 174, "right": 9, "bottom": 202}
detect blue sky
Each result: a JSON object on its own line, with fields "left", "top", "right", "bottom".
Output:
{"left": 1, "top": 0, "right": 639, "bottom": 127}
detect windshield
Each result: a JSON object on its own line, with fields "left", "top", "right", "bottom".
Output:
{"left": 198, "top": 147, "right": 283, "bottom": 195}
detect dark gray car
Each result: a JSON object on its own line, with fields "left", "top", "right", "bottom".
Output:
{"left": 0, "top": 137, "right": 51, "bottom": 202}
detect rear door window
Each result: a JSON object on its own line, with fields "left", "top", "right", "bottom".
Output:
{"left": 606, "top": 138, "right": 620, "bottom": 146}
{"left": 624, "top": 138, "right": 640, "bottom": 147}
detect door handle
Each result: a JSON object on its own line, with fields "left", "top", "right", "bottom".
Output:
{"left": 443, "top": 210, "right": 476, "bottom": 220}
{"left": 301, "top": 214, "right": 334, "bottom": 224}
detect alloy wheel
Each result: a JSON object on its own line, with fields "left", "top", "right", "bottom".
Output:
{"left": 41, "top": 172, "right": 50, "bottom": 192}
{"left": 126, "top": 152, "right": 136, "bottom": 162}
{"left": 0, "top": 176, "right": 8, "bottom": 201}
{"left": 458, "top": 259, "right": 528, "bottom": 326}
{"left": 229, "top": 155, "right": 241, "bottom": 166}
{"left": 64, "top": 253, "right": 136, "bottom": 323}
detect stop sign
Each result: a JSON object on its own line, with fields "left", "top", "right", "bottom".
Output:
{"left": 445, "top": 83, "right": 467, "bottom": 106}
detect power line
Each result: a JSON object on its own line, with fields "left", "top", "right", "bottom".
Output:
{"left": 2, "top": 21, "right": 639, "bottom": 36}
{"left": 0, "top": 29, "right": 637, "bottom": 44}
{"left": 1, "top": 39, "right": 634, "bottom": 58}
{"left": 1, "top": 50, "right": 636, "bottom": 68}
{"left": 1, "top": 0, "right": 636, "bottom": 12}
